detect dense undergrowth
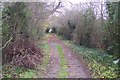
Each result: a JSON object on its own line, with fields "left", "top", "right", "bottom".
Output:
{"left": 2, "top": 35, "right": 50, "bottom": 78}
{"left": 63, "top": 40, "right": 118, "bottom": 78}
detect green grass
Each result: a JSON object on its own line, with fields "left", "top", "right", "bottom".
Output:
{"left": 38, "top": 41, "right": 50, "bottom": 77}
{"left": 56, "top": 45, "right": 68, "bottom": 78}
{"left": 2, "top": 64, "right": 38, "bottom": 78}
{"left": 20, "top": 70, "right": 37, "bottom": 78}
{"left": 63, "top": 40, "right": 118, "bottom": 78}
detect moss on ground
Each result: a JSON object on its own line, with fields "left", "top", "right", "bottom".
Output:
{"left": 56, "top": 45, "right": 68, "bottom": 78}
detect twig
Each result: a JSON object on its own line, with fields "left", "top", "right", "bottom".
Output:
{"left": 0, "top": 37, "right": 13, "bottom": 49}
{"left": 28, "top": 48, "right": 35, "bottom": 55}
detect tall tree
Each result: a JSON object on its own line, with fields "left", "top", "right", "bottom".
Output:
{"left": 106, "top": 2, "right": 120, "bottom": 57}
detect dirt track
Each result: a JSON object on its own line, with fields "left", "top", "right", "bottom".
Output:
{"left": 44, "top": 34, "right": 91, "bottom": 78}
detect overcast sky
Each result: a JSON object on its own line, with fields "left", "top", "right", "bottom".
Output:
{"left": 59, "top": 0, "right": 106, "bottom": 4}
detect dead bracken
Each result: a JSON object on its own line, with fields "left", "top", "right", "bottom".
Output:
{"left": 3, "top": 38, "right": 43, "bottom": 69}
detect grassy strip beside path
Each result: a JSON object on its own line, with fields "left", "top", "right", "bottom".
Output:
{"left": 37, "top": 35, "right": 51, "bottom": 77}
{"left": 56, "top": 45, "right": 68, "bottom": 78}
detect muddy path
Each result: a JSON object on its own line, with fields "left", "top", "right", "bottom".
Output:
{"left": 44, "top": 34, "right": 91, "bottom": 78}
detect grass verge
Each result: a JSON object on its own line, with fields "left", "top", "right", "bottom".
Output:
{"left": 56, "top": 44, "right": 68, "bottom": 78}
{"left": 37, "top": 40, "right": 50, "bottom": 77}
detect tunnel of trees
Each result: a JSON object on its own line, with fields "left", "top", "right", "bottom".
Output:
{"left": 0, "top": 1, "right": 120, "bottom": 78}
{"left": 45, "top": 27, "right": 56, "bottom": 33}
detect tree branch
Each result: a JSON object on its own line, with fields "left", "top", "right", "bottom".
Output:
{"left": 0, "top": 37, "right": 13, "bottom": 49}
{"left": 53, "top": 1, "right": 62, "bottom": 12}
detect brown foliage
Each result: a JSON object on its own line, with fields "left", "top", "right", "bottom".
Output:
{"left": 2, "top": 37, "right": 43, "bottom": 69}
